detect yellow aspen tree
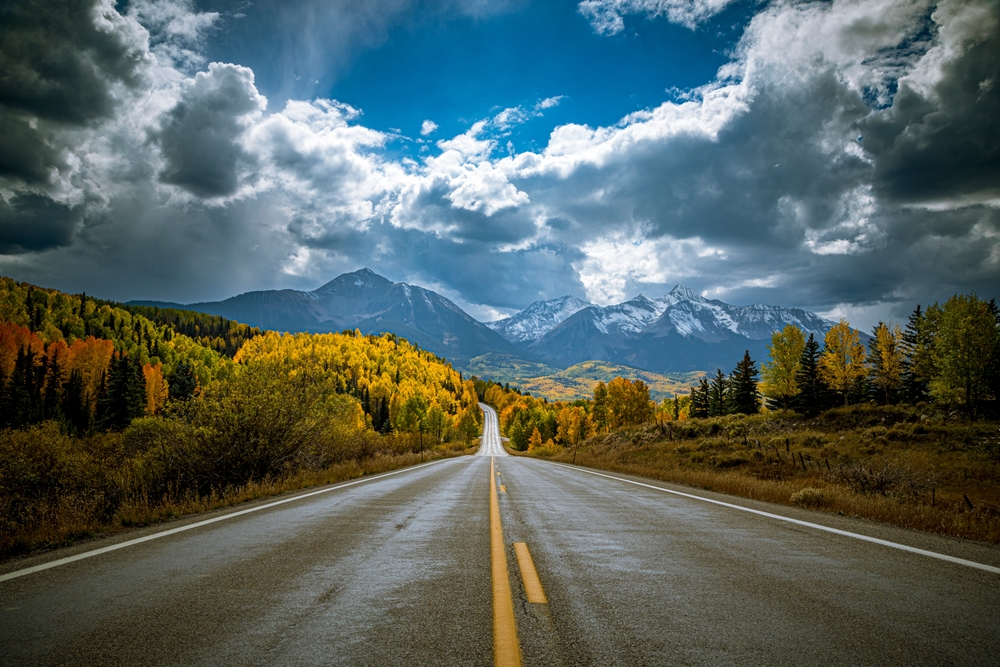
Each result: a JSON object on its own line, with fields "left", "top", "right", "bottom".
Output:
{"left": 760, "top": 324, "right": 805, "bottom": 410}
{"left": 528, "top": 427, "right": 543, "bottom": 451}
{"left": 143, "top": 362, "right": 169, "bottom": 415}
{"left": 820, "top": 319, "right": 867, "bottom": 406}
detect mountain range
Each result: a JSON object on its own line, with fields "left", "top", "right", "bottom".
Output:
{"left": 131, "top": 269, "right": 521, "bottom": 365}
{"left": 132, "top": 268, "right": 836, "bottom": 375}
{"left": 488, "top": 285, "right": 834, "bottom": 372}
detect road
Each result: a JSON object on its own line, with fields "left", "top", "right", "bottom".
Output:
{"left": 1, "top": 403, "right": 998, "bottom": 665}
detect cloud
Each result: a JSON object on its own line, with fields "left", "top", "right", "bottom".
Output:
{"left": 0, "top": 193, "right": 80, "bottom": 254}
{"left": 125, "top": 0, "right": 219, "bottom": 70}
{"left": 578, "top": 0, "right": 737, "bottom": 33}
{"left": 0, "top": 0, "right": 149, "bottom": 186}
{"left": 420, "top": 119, "right": 438, "bottom": 135}
{"left": 1, "top": 0, "right": 998, "bottom": 334}
{"left": 535, "top": 96, "right": 564, "bottom": 110}
{"left": 154, "top": 63, "right": 266, "bottom": 198}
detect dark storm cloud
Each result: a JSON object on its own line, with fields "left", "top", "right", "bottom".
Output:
{"left": 154, "top": 62, "right": 265, "bottom": 198}
{"left": 862, "top": 26, "right": 1000, "bottom": 204}
{"left": 0, "top": 193, "right": 80, "bottom": 254}
{"left": 0, "top": 0, "right": 147, "bottom": 184}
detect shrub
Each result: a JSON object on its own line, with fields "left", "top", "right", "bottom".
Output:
{"left": 790, "top": 487, "right": 830, "bottom": 508}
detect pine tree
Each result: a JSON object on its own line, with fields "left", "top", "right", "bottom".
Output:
{"left": 730, "top": 351, "right": 761, "bottom": 415}
{"left": 97, "top": 353, "right": 146, "bottom": 431}
{"left": 62, "top": 369, "right": 90, "bottom": 435}
{"left": 793, "top": 334, "right": 827, "bottom": 416}
{"left": 708, "top": 368, "right": 729, "bottom": 417}
{"left": 42, "top": 350, "right": 63, "bottom": 421}
{"left": 169, "top": 360, "right": 197, "bottom": 401}
{"left": 901, "top": 305, "right": 931, "bottom": 404}
{"left": 691, "top": 378, "right": 709, "bottom": 418}
{"left": 7, "top": 346, "right": 41, "bottom": 428}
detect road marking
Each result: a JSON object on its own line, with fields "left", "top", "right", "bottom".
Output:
{"left": 549, "top": 463, "right": 1000, "bottom": 576}
{"left": 491, "top": 456, "right": 522, "bottom": 667}
{"left": 500, "top": 485, "right": 507, "bottom": 493}
{"left": 0, "top": 458, "right": 453, "bottom": 584}
{"left": 514, "top": 542, "right": 547, "bottom": 604}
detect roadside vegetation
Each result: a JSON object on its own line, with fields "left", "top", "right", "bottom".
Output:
{"left": 491, "top": 292, "right": 1000, "bottom": 543}
{"left": 0, "top": 278, "right": 482, "bottom": 559}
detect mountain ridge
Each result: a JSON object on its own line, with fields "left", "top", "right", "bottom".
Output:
{"left": 130, "top": 269, "right": 521, "bottom": 365}
{"left": 130, "top": 271, "right": 841, "bottom": 376}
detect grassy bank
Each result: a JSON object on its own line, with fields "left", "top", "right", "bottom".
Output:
{"left": 0, "top": 424, "right": 473, "bottom": 561}
{"left": 518, "top": 404, "right": 1000, "bottom": 544}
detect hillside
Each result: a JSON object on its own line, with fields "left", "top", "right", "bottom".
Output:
{"left": 465, "top": 352, "right": 699, "bottom": 402}
{"left": 0, "top": 275, "right": 487, "bottom": 556}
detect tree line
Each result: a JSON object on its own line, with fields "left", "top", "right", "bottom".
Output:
{"left": 691, "top": 292, "right": 1000, "bottom": 420}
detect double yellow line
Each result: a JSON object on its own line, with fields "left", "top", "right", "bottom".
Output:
{"left": 491, "top": 456, "right": 521, "bottom": 666}
{"left": 491, "top": 457, "right": 547, "bottom": 667}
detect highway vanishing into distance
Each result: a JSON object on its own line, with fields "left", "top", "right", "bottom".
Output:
{"left": 2, "top": 403, "right": 1000, "bottom": 665}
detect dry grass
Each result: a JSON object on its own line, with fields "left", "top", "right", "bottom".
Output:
{"left": 1, "top": 444, "right": 472, "bottom": 560}
{"left": 523, "top": 404, "right": 1000, "bottom": 544}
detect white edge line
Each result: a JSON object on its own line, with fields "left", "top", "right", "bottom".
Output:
{"left": 0, "top": 458, "right": 454, "bottom": 584}
{"left": 548, "top": 462, "right": 1000, "bottom": 576}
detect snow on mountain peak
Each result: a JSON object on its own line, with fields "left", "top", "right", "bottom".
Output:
{"left": 485, "top": 295, "right": 594, "bottom": 343}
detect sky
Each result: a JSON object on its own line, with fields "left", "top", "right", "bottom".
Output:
{"left": 0, "top": 0, "right": 998, "bottom": 331}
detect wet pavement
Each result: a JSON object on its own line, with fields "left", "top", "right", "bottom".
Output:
{"left": 2, "top": 410, "right": 999, "bottom": 665}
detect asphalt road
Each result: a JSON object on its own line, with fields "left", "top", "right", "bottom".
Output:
{"left": 2, "top": 404, "right": 999, "bottom": 665}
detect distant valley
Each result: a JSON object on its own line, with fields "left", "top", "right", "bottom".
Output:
{"left": 132, "top": 268, "right": 837, "bottom": 398}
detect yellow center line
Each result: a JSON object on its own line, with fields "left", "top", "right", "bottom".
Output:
{"left": 491, "top": 456, "right": 522, "bottom": 667}
{"left": 514, "top": 543, "right": 547, "bottom": 604}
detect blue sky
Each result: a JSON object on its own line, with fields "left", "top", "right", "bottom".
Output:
{"left": 1, "top": 0, "right": 998, "bottom": 330}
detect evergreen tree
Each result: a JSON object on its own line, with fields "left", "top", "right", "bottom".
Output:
{"left": 690, "top": 378, "right": 709, "bottom": 418}
{"left": 901, "top": 305, "right": 931, "bottom": 404}
{"left": 730, "top": 351, "right": 761, "bottom": 415}
{"left": 168, "top": 360, "right": 197, "bottom": 401}
{"left": 97, "top": 353, "right": 146, "bottom": 431}
{"left": 708, "top": 368, "right": 729, "bottom": 417}
{"left": 62, "top": 369, "right": 90, "bottom": 435}
{"left": 42, "top": 351, "right": 63, "bottom": 421}
{"left": 7, "top": 346, "right": 41, "bottom": 428}
{"left": 793, "top": 334, "right": 828, "bottom": 416}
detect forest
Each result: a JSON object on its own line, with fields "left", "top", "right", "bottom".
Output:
{"left": 0, "top": 278, "right": 482, "bottom": 556}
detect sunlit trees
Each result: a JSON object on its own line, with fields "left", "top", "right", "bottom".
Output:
{"left": 528, "top": 427, "right": 543, "bottom": 451}
{"left": 761, "top": 324, "right": 805, "bottom": 410}
{"left": 928, "top": 294, "right": 1000, "bottom": 419}
{"left": 820, "top": 320, "right": 868, "bottom": 406}
{"left": 605, "top": 377, "right": 653, "bottom": 428}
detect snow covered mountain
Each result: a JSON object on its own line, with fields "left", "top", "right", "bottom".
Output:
{"left": 509, "top": 285, "right": 836, "bottom": 372}
{"left": 486, "top": 295, "right": 594, "bottom": 343}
